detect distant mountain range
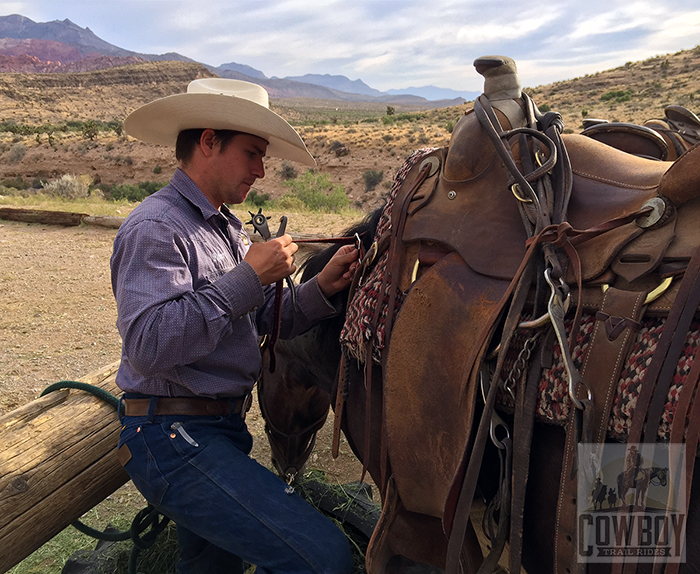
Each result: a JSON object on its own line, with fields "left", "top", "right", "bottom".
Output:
{"left": 0, "top": 14, "right": 478, "bottom": 106}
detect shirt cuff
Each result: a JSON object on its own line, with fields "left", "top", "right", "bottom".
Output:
{"left": 212, "top": 261, "right": 265, "bottom": 319}
{"left": 295, "top": 275, "right": 338, "bottom": 321}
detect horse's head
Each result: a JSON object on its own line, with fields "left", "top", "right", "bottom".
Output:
{"left": 258, "top": 209, "right": 382, "bottom": 482}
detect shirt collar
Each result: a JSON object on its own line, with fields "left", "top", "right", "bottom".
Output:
{"left": 170, "top": 168, "right": 245, "bottom": 234}
{"left": 170, "top": 168, "right": 221, "bottom": 221}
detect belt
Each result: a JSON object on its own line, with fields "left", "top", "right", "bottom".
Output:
{"left": 122, "top": 394, "right": 252, "bottom": 418}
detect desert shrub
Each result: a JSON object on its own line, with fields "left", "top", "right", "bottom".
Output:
{"left": 279, "top": 162, "right": 298, "bottom": 180}
{"left": 539, "top": 103, "right": 552, "bottom": 112}
{"left": 107, "top": 119, "right": 124, "bottom": 137}
{"left": 81, "top": 120, "right": 99, "bottom": 140}
{"left": 0, "top": 175, "right": 29, "bottom": 190}
{"left": 362, "top": 169, "right": 384, "bottom": 192}
{"left": 153, "top": 165, "right": 162, "bottom": 174}
{"left": 282, "top": 170, "right": 349, "bottom": 212}
{"left": 386, "top": 106, "right": 395, "bottom": 116}
{"left": 601, "top": 89, "right": 633, "bottom": 103}
{"left": 445, "top": 121, "right": 455, "bottom": 133}
{"left": 8, "top": 143, "right": 26, "bottom": 163}
{"left": 99, "top": 181, "right": 165, "bottom": 202}
{"left": 246, "top": 189, "right": 270, "bottom": 208}
{"left": 274, "top": 194, "right": 306, "bottom": 211}
{"left": 43, "top": 174, "right": 93, "bottom": 199}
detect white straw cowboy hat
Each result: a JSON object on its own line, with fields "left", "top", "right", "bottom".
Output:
{"left": 123, "top": 78, "right": 315, "bottom": 166}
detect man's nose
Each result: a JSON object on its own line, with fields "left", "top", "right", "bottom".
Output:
{"left": 253, "top": 158, "right": 265, "bottom": 179}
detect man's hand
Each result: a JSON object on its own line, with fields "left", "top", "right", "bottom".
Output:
{"left": 244, "top": 234, "right": 298, "bottom": 286}
{"left": 317, "top": 244, "right": 359, "bottom": 298}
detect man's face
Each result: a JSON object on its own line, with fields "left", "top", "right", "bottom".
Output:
{"left": 208, "top": 132, "right": 268, "bottom": 207}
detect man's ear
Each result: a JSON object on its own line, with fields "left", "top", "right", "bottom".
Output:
{"left": 199, "top": 129, "right": 217, "bottom": 157}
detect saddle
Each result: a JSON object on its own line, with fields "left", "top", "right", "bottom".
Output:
{"left": 581, "top": 104, "right": 700, "bottom": 161}
{"left": 346, "top": 55, "right": 700, "bottom": 574}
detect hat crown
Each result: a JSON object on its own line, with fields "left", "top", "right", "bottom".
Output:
{"left": 186, "top": 78, "right": 269, "bottom": 109}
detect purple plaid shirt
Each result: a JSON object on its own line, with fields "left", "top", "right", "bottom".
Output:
{"left": 110, "top": 168, "right": 336, "bottom": 399}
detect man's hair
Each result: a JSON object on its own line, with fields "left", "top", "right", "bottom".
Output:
{"left": 175, "top": 129, "right": 243, "bottom": 163}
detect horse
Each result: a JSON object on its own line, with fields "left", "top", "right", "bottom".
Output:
{"left": 617, "top": 465, "right": 669, "bottom": 509}
{"left": 258, "top": 55, "right": 700, "bottom": 574}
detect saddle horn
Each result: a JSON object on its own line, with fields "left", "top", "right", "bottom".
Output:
{"left": 473, "top": 55, "right": 521, "bottom": 100}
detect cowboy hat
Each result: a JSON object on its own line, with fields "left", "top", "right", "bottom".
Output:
{"left": 123, "top": 78, "right": 315, "bottom": 166}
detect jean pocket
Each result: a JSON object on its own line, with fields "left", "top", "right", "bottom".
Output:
{"left": 121, "top": 429, "right": 170, "bottom": 506}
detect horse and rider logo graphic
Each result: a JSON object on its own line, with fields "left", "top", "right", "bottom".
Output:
{"left": 577, "top": 443, "right": 686, "bottom": 563}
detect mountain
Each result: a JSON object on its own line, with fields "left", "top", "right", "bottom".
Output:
{"left": 387, "top": 85, "right": 480, "bottom": 102}
{"left": 284, "top": 73, "right": 383, "bottom": 98}
{"left": 217, "top": 61, "right": 267, "bottom": 80}
{"left": 0, "top": 14, "right": 465, "bottom": 106}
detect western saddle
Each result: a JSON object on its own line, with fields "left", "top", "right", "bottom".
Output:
{"left": 364, "top": 55, "right": 700, "bottom": 574}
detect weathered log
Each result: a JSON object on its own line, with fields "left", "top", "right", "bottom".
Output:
{"left": 0, "top": 207, "right": 88, "bottom": 226}
{"left": 0, "top": 361, "right": 128, "bottom": 573}
{"left": 81, "top": 215, "right": 125, "bottom": 229}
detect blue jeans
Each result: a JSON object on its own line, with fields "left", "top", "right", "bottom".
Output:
{"left": 117, "top": 405, "right": 354, "bottom": 574}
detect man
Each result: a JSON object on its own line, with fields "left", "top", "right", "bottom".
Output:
{"left": 111, "top": 78, "right": 357, "bottom": 574}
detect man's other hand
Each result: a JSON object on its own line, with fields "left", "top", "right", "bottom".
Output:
{"left": 317, "top": 245, "right": 359, "bottom": 298}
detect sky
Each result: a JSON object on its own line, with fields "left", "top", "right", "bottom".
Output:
{"left": 1, "top": 0, "right": 699, "bottom": 95}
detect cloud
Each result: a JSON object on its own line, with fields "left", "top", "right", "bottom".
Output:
{"left": 0, "top": 0, "right": 698, "bottom": 92}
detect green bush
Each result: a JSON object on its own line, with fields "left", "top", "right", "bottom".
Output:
{"left": 282, "top": 170, "right": 349, "bottom": 212}
{"left": 600, "top": 89, "right": 633, "bottom": 103}
{"left": 362, "top": 169, "right": 384, "bottom": 191}
{"left": 98, "top": 181, "right": 165, "bottom": 202}
{"left": 274, "top": 194, "right": 306, "bottom": 211}
{"left": 81, "top": 120, "right": 99, "bottom": 141}
{"left": 246, "top": 189, "right": 270, "bottom": 208}
{"left": 0, "top": 175, "right": 29, "bottom": 190}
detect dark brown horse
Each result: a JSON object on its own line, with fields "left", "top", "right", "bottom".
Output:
{"left": 259, "top": 55, "right": 700, "bottom": 574}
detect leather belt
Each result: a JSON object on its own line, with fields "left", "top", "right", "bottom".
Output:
{"left": 122, "top": 395, "right": 252, "bottom": 418}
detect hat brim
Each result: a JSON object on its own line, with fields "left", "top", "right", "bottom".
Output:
{"left": 124, "top": 92, "right": 315, "bottom": 167}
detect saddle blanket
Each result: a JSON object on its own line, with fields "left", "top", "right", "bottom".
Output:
{"left": 500, "top": 315, "right": 700, "bottom": 442}
{"left": 340, "top": 149, "right": 700, "bottom": 443}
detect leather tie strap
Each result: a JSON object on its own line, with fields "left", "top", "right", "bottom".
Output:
{"left": 554, "top": 287, "right": 647, "bottom": 574}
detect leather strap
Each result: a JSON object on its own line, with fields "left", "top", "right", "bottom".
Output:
{"left": 509, "top": 343, "right": 543, "bottom": 573}
{"left": 122, "top": 395, "right": 250, "bottom": 417}
{"left": 554, "top": 287, "right": 647, "bottom": 574}
{"left": 613, "top": 244, "right": 700, "bottom": 574}
{"left": 658, "top": 343, "right": 700, "bottom": 574}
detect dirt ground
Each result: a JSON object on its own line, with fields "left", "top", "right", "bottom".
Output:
{"left": 0, "top": 215, "right": 370, "bottom": 507}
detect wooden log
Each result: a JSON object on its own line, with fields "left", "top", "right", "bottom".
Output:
{"left": 0, "top": 207, "right": 88, "bottom": 226}
{"left": 82, "top": 215, "right": 126, "bottom": 229}
{"left": 0, "top": 362, "right": 129, "bottom": 573}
